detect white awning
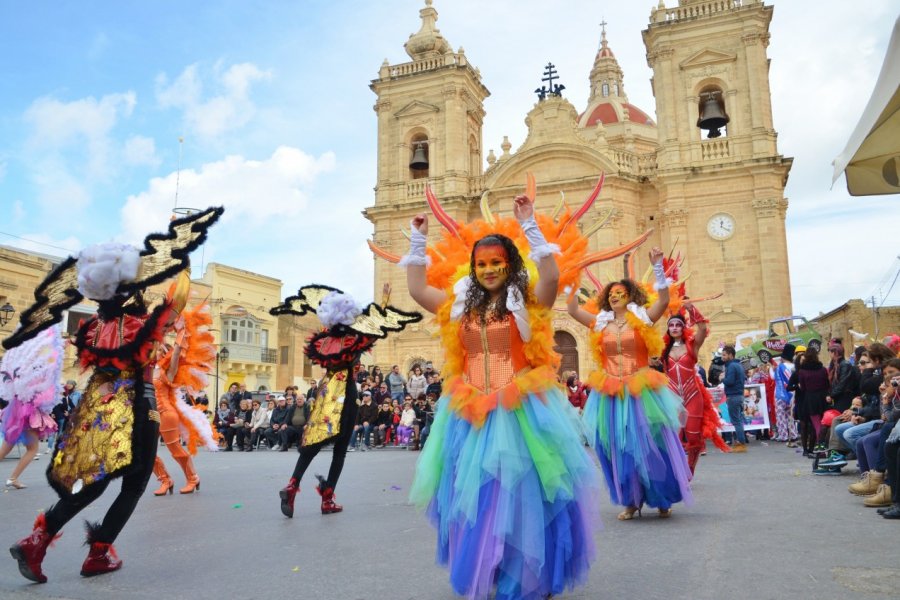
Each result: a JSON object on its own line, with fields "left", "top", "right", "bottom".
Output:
{"left": 832, "top": 15, "right": 900, "bottom": 196}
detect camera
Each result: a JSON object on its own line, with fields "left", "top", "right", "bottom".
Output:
{"left": 892, "top": 377, "right": 900, "bottom": 388}
{"left": 851, "top": 407, "right": 860, "bottom": 415}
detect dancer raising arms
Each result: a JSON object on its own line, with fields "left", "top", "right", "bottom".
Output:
{"left": 567, "top": 248, "right": 693, "bottom": 520}
{"left": 661, "top": 300, "right": 729, "bottom": 475}
{"left": 403, "top": 192, "right": 599, "bottom": 600}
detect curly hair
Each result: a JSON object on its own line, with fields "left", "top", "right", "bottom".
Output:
{"left": 599, "top": 279, "right": 648, "bottom": 312}
{"left": 463, "top": 234, "right": 531, "bottom": 324}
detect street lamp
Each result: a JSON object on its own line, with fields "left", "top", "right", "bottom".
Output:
{"left": 215, "top": 346, "right": 230, "bottom": 403}
{"left": 0, "top": 302, "right": 15, "bottom": 327}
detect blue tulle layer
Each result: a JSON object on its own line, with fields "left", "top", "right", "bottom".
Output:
{"left": 411, "top": 387, "right": 600, "bottom": 600}
{"left": 583, "top": 384, "right": 693, "bottom": 510}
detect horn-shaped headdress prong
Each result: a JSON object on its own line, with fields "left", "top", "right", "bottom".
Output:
{"left": 559, "top": 173, "right": 605, "bottom": 234}
{"left": 366, "top": 240, "right": 402, "bottom": 264}
{"left": 564, "top": 229, "right": 653, "bottom": 275}
{"left": 425, "top": 185, "right": 461, "bottom": 238}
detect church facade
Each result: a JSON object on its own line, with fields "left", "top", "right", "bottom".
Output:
{"left": 364, "top": 0, "right": 793, "bottom": 374}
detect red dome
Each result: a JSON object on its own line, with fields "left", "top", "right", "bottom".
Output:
{"left": 582, "top": 102, "right": 655, "bottom": 127}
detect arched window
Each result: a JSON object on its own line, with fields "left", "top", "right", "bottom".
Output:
{"left": 697, "top": 85, "right": 730, "bottom": 139}
{"left": 601, "top": 82, "right": 609, "bottom": 98}
{"left": 613, "top": 82, "right": 620, "bottom": 96}
{"left": 554, "top": 331, "right": 579, "bottom": 377}
{"left": 409, "top": 133, "right": 429, "bottom": 180}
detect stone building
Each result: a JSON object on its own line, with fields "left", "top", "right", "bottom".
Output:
{"left": 197, "top": 263, "right": 282, "bottom": 400}
{"left": 365, "top": 0, "right": 793, "bottom": 372}
{"left": 814, "top": 299, "right": 900, "bottom": 352}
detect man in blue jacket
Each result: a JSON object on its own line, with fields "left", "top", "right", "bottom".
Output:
{"left": 722, "top": 345, "right": 748, "bottom": 453}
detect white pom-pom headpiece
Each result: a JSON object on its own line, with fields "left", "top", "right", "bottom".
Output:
{"left": 316, "top": 291, "right": 361, "bottom": 329}
{"left": 76, "top": 242, "right": 141, "bottom": 301}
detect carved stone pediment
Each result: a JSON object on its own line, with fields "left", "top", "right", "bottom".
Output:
{"left": 393, "top": 100, "right": 440, "bottom": 118}
{"left": 679, "top": 49, "right": 737, "bottom": 70}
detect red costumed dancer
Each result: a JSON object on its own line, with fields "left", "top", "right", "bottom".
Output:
{"left": 662, "top": 300, "right": 729, "bottom": 474}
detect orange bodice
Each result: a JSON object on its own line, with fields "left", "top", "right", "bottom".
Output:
{"left": 459, "top": 315, "right": 529, "bottom": 393}
{"left": 600, "top": 327, "right": 650, "bottom": 378}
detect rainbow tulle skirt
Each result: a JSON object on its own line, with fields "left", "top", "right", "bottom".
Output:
{"left": 410, "top": 387, "right": 600, "bottom": 600}
{"left": 583, "top": 382, "right": 693, "bottom": 510}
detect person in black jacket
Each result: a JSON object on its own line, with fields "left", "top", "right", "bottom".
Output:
{"left": 265, "top": 397, "right": 291, "bottom": 451}
{"left": 373, "top": 400, "right": 394, "bottom": 448}
{"left": 280, "top": 395, "right": 310, "bottom": 451}
{"left": 47, "top": 381, "right": 81, "bottom": 454}
{"left": 826, "top": 340, "right": 858, "bottom": 412}
{"left": 350, "top": 391, "right": 379, "bottom": 451}
{"left": 826, "top": 343, "right": 895, "bottom": 467}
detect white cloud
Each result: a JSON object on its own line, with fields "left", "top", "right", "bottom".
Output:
{"left": 120, "top": 146, "right": 336, "bottom": 244}
{"left": 123, "top": 135, "right": 161, "bottom": 167}
{"left": 24, "top": 92, "right": 136, "bottom": 179}
{"left": 155, "top": 62, "right": 273, "bottom": 139}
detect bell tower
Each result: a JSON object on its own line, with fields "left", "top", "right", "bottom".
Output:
{"left": 365, "top": 0, "right": 489, "bottom": 367}
{"left": 641, "top": 0, "right": 794, "bottom": 340}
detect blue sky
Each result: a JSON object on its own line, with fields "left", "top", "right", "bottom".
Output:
{"left": 1, "top": 0, "right": 898, "bottom": 325}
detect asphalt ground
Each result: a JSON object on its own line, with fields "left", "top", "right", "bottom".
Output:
{"left": 0, "top": 439, "right": 897, "bottom": 600}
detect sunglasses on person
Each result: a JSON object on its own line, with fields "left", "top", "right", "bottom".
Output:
{"left": 858, "top": 359, "right": 871, "bottom": 366}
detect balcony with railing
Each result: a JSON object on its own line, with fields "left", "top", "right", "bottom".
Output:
{"left": 260, "top": 348, "right": 277, "bottom": 364}
{"left": 700, "top": 138, "right": 731, "bottom": 161}
{"left": 655, "top": 0, "right": 747, "bottom": 23}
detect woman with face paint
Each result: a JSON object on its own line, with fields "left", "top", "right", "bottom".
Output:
{"left": 567, "top": 250, "right": 693, "bottom": 520}
{"left": 402, "top": 194, "right": 600, "bottom": 600}
{"left": 661, "top": 301, "right": 729, "bottom": 475}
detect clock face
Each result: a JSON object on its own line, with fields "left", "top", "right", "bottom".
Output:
{"left": 707, "top": 213, "right": 735, "bottom": 240}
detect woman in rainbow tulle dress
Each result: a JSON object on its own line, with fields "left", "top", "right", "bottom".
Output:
{"left": 402, "top": 194, "right": 598, "bottom": 600}
{"left": 567, "top": 249, "right": 693, "bottom": 521}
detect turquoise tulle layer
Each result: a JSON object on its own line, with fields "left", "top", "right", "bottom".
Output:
{"left": 583, "top": 382, "right": 693, "bottom": 510}
{"left": 410, "top": 387, "right": 600, "bottom": 600}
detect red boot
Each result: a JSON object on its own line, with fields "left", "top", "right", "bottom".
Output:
{"left": 9, "top": 513, "right": 60, "bottom": 583}
{"left": 279, "top": 478, "right": 300, "bottom": 518}
{"left": 316, "top": 475, "right": 342, "bottom": 514}
{"left": 80, "top": 522, "right": 122, "bottom": 577}
{"left": 80, "top": 542, "right": 122, "bottom": 577}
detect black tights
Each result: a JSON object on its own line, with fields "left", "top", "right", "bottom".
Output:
{"left": 44, "top": 419, "right": 159, "bottom": 543}
{"left": 291, "top": 424, "right": 353, "bottom": 490}
{"left": 291, "top": 369, "right": 358, "bottom": 490}
{"left": 799, "top": 419, "right": 816, "bottom": 454}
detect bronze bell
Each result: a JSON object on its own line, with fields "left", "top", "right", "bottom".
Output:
{"left": 410, "top": 143, "right": 429, "bottom": 170}
{"left": 697, "top": 93, "right": 729, "bottom": 138}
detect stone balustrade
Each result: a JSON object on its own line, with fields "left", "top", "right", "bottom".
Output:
{"left": 700, "top": 138, "right": 731, "bottom": 161}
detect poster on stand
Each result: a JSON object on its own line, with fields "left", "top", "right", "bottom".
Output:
{"left": 711, "top": 383, "right": 770, "bottom": 433}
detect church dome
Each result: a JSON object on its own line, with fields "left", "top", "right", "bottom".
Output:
{"left": 581, "top": 100, "right": 655, "bottom": 127}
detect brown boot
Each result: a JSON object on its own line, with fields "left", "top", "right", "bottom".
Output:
{"left": 316, "top": 475, "right": 343, "bottom": 514}
{"left": 152, "top": 457, "right": 174, "bottom": 496}
{"left": 863, "top": 484, "right": 893, "bottom": 507}
{"left": 849, "top": 471, "right": 882, "bottom": 496}
{"left": 731, "top": 443, "right": 747, "bottom": 453}
{"left": 9, "top": 513, "right": 60, "bottom": 583}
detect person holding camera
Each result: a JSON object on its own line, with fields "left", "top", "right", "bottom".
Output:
{"left": 880, "top": 366, "right": 900, "bottom": 518}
